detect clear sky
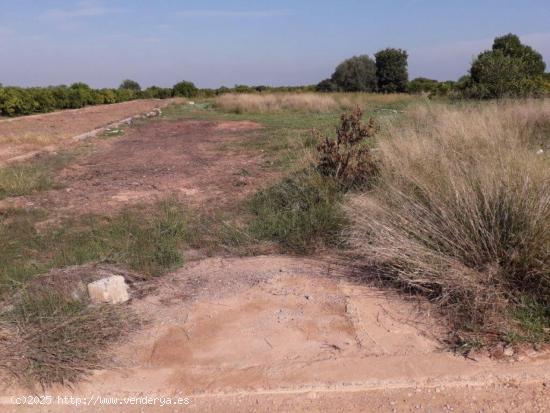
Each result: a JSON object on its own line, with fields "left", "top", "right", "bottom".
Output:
{"left": 1, "top": 0, "right": 549, "bottom": 88}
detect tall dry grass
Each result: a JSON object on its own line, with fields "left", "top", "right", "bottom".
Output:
{"left": 347, "top": 100, "right": 550, "bottom": 335}
{"left": 215, "top": 93, "right": 417, "bottom": 113}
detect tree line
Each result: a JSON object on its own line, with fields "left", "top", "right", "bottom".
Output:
{"left": 0, "top": 80, "right": 202, "bottom": 117}
{"left": 2, "top": 32, "right": 549, "bottom": 117}
{"left": 317, "top": 33, "right": 550, "bottom": 99}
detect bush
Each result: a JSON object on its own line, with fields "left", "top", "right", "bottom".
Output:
{"left": 143, "top": 86, "right": 173, "bottom": 99}
{"left": 375, "top": 48, "right": 409, "bottom": 93}
{"left": 119, "top": 79, "right": 141, "bottom": 92}
{"left": 330, "top": 55, "right": 377, "bottom": 92}
{"left": 172, "top": 81, "right": 198, "bottom": 98}
{"left": 347, "top": 101, "right": 550, "bottom": 341}
{"left": 316, "top": 107, "right": 379, "bottom": 189}
{"left": 408, "top": 77, "right": 439, "bottom": 94}
{"left": 248, "top": 170, "right": 344, "bottom": 253}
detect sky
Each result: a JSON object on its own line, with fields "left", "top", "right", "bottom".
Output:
{"left": 0, "top": 0, "right": 549, "bottom": 88}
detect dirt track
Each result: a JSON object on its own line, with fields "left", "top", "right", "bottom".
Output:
{"left": 0, "top": 99, "right": 182, "bottom": 165}
{"left": 2, "top": 256, "right": 549, "bottom": 412}
{"left": 0, "top": 118, "right": 275, "bottom": 218}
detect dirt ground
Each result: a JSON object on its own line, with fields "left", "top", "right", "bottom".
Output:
{"left": 1, "top": 256, "right": 548, "bottom": 412}
{"left": 0, "top": 104, "right": 548, "bottom": 412}
{"left": 0, "top": 117, "right": 274, "bottom": 218}
{"left": 0, "top": 98, "right": 182, "bottom": 165}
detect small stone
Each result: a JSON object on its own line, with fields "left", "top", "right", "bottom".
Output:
{"left": 503, "top": 346, "right": 514, "bottom": 357}
{"left": 87, "top": 275, "right": 129, "bottom": 304}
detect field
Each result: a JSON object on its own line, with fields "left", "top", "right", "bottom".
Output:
{"left": 0, "top": 94, "right": 548, "bottom": 411}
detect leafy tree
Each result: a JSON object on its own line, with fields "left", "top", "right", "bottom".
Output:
{"left": 315, "top": 78, "right": 338, "bottom": 92}
{"left": 330, "top": 55, "right": 377, "bottom": 92}
{"left": 492, "top": 34, "right": 546, "bottom": 76}
{"left": 467, "top": 33, "right": 546, "bottom": 98}
{"left": 375, "top": 48, "right": 408, "bottom": 93}
{"left": 172, "top": 81, "right": 198, "bottom": 98}
{"left": 119, "top": 79, "right": 141, "bottom": 92}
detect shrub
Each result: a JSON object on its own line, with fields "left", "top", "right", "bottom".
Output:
{"left": 408, "top": 77, "right": 439, "bottom": 94}
{"left": 143, "top": 86, "right": 173, "bottom": 99}
{"left": 316, "top": 107, "right": 379, "bottom": 188}
{"left": 330, "top": 55, "right": 377, "bottom": 92}
{"left": 119, "top": 79, "right": 141, "bottom": 92}
{"left": 375, "top": 48, "right": 409, "bottom": 93}
{"left": 347, "top": 101, "right": 550, "bottom": 341}
{"left": 172, "top": 81, "right": 198, "bottom": 98}
{"left": 248, "top": 170, "right": 344, "bottom": 253}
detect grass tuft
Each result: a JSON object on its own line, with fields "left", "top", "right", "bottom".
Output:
{"left": 0, "top": 292, "right": 135, "bottom": 387}
{"left": 0, "top": 153, "right": 69, "bottom": 200}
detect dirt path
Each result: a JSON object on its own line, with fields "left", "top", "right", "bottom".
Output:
{"left": 2, "top": 256, "right": 548, "bottom": 412}
{"left": 0, "top": 117, "right": 275, "bottom": 218}
{"left": 0, "top": 99, "right": 183, "bottom": 165}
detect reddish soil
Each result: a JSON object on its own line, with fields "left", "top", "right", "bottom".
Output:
{"left": 0, "top": 118, "right": 274, "bottom": 218}
{"left": 0, "top": 99, "right": 183, "bottom": 165}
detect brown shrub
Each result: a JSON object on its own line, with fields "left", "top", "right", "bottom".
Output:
{"left": 316, "top": 107, "right": 379, "bottom": 188}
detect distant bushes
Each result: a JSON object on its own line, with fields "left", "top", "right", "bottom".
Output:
{"left": 0, "top": 83, "right": 144, "bottom": 117}
{"left": 0, "top": 79, "right": 202, "bottom": 117}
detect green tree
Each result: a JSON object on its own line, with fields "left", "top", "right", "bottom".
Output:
{"left": 119, "top": 79, "right": 141, "bottom": 92}
{"left": 375, "top": 48, "right": 408, "bottom": 93}
{"left": 330, "top": 55, "right": 377, "bottom": 92}
{"left": 172, "top": 81, "right": 198, "bottom": 98}
{"left": 467, "top": 33, "right": 546, "bottom": 98}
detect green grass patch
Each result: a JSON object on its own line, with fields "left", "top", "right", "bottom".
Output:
{"left": 248, "top": 170, "right": 345, "bottom": 253}
{"left": 507, "top": 300, "right": 550, "bottom": 344}
{"left": 0, "top": 199, "right": 194, "bottom": 295}
{"left": 0, "top": 153, "right": 71, "bottom": 199}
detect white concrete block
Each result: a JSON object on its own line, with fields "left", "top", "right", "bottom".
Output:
{"left": 87, "top": 275, "right": 129, "bottom": 304}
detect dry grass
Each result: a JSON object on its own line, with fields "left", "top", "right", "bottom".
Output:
{"left": 347, "top": 100, "right": 550, "bottom": 341}
{"left": 215, "top": 92, "right": 417, "bottom": 114}
{"left": 0, "top": 292, "right": 136, "bottom": 387}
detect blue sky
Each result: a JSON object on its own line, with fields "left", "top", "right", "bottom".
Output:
{"left": 0, "top": 0, "right": 549, "bottom": 88}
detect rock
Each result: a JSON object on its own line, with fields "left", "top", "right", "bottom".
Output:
{"left": 503, "top": 346, "right": 515, "bottom": 357}
{"left": 87, "top": 275, "right": 129, "bottom": 304}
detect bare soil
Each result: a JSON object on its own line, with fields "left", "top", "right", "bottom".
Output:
{"left": 0, "top": 118, "right": 274, "bottom": 218}
{"left": 1, "top": 256, "right": 548, "bottom": 412}
{"left": 0, "top": 99, "right": 183, "bottom": 165}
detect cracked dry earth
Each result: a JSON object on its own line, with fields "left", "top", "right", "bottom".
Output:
{"left": 3, "top": 256, "right": 549, "bottom": 412}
